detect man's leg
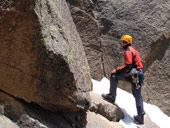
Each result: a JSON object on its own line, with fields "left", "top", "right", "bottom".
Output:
{"left": 109, "top": 73, "right": 118, "bottom": 101}
{"left": 102, "top": 73, "right": 130, "bottom": 102}
{"left": 132, "top": 83, "right": 145, "bottom": 124}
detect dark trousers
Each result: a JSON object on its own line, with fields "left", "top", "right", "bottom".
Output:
{"left": 110, "top": 71, "right": 145, "bottom": 115}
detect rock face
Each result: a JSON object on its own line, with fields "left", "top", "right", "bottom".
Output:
{"left": 68, "top": 0, "right": 170, "bottom": 116}
{"left": 0, "top": 0, "right": 91, "bottom": 112}
{"left": 67, "top": 1, "right": 104, "bottom": 80}
{"left": 143, "top": 35, "right": 170, "bottom": 115}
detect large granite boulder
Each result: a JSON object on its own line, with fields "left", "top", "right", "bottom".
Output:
{"left": 68, "top": 0, "right": 170, "bottom": 116}
{"left": 0, "top": 0, "right": 91, "bottom": 112}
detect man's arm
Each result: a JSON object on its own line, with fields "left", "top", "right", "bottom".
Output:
{"left": 116, "top": 51, "right": 133, "bottom": 73}
{"left": 116, "top": 64, "right": 132, "bottom": 73}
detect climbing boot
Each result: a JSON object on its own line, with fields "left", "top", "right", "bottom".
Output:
{"left": 134, "top": 115, "right": 144, "bottom": 124}
{"left": 102, "top": 94, "right": 115, "bottom": 103}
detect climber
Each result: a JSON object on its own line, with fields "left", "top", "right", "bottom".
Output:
{"left": 102, "top": 35, "right": 145, "bottom": 124}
